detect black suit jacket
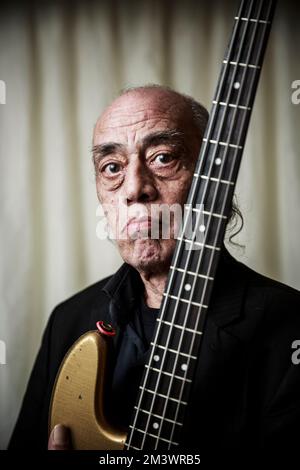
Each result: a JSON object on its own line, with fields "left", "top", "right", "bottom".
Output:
{"left": 8, "top": 247, "right": 300, "bottom": 453}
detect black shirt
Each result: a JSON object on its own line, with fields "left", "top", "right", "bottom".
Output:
{"left": 134, "top": 295, "right": 160, "bottom": 348}
{"left": 110, "top": 294, "right": 159, "bottom": 428}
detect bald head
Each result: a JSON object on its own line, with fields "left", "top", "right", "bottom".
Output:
{"left": 93, "top": 85, "right": 208, "bottom": 162}
{"left": 118, "top": 85, "right": 208, "bottom": 135}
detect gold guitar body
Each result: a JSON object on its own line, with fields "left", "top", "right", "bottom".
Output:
{"left": 48, "top": 331, "right": 127, "bottom": 449}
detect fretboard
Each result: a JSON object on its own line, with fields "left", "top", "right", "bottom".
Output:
{"left": 126, "top": 0, "right": 276, "bottom": 450}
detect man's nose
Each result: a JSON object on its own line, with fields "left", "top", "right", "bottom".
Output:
{"left": 123, "top": 159, "right": 158, "bottom": 204}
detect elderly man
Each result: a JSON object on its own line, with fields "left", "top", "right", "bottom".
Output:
{"left": 8, "top": 85, "right": 300, "bottom": 452}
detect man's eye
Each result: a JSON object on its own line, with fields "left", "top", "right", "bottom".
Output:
{"left": 154, "top": 153, "right": 174, "bottom": 165}
{"left": 102, "top": 162, "right": 121, "bottom": 175}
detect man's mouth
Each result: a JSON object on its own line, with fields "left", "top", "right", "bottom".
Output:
{"left": 126, "top": 216, "right": 152, "bottom": 238}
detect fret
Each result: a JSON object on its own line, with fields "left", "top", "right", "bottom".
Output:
{"left": 206, "top": 217, "right": 226, "bottom": 247}
{"left": 134, "top": 407, "right": 183, "bottom": 426}
{"left": 150, "top": 343, "right": 198, "bottom": 377}
{"left": 235, "top": 16, "right": 270, "bottom": 25}
{"left": 166, "top": 268, "right": 214, "bottom": 308}
{"left": 184, "top": 206, "right": 227, "bottom": 221}
{"left": 223, "top": 59, "right": 261, "bottom": 69}
{"left": 156, "top": 317, "right": 203, "bottom": 334}
{"left": 180, "top": 204, "right": 225, "bottom": 249}
{"left": 202, "top": 138, "right": 243, "bottom": 150}
{"left": 148, "top": 346, "right": 198, "bottom": 393}
{"left": 226, "top": 17, "right": 270, "bottom": 65}
{"left": 176, "top": 237, "right": 221, "bottom": 252}
{"left": 163, "top": 292, "right": 209, "bottom": 308}
{"left": 203, "top": 211, "right": 228, "bottom": 220}
{"left": 180, "top": 203, "right": 205, "bottom": 246}
{"left": 154, "top": 319, "right": 203, "bottom": 356}
{"left": 179, "top": 237, "right": 220, "bottom": 253}
{"left": 150, "top": 338, "right": 197, "bottom": 368}
{"left": 134, "top": 367, "right": 198, "bottom": 444}
{"left": 191, "top": 177, "right": 235, "bottom": 213}
{"left": 142, "top": 369, "right": 191, "bottom": 403}
{"left": 124, "top": 443, "right": 141, "bottom": 450}
{"left": 135, "top": 383, "right": 187, "bottom": 423}
{"left": 139, "top": 386, "right": 188, "bottom": 406}
{"left": 129, "top": 427, "right": 179, "bottom": 447}
{"left": 150, "top": 342, "right": 198, "bottom": 360}
{"left": 194, "top": 173, "right": 235, "bottom": 185}
{"left": 131, "top": 412, "right": 183, "bottom": 446}
{"left": 180, "top": 206, "right": 228, "bottom": 247}
{"left": 238, "top": 1, "right": 272, "bottom": 21}
{"left": 170, "top": 265, "right": 214, "bottom": 280}
{"left": 161, "top": 297, "right": 211, "bottom": 333}
{"left": 214, "top": 63, "right": 258, "bottom": 107}
{"left": 194, "top": 145, "right": 241, "bottom": 182}
{"left": 125, "top": 428, "right": 175, "bottom": 451}
{"left": 212, "top": 100, "right": 251, "bottom": 111}
{"left": 145, "top": 365, "right": 192, "bottom": 383}
{"left": 173, "top": 238, "right": 221, "bottom": 278}
{"left": 207, "top": 104, "right": 247, "bottom": 146}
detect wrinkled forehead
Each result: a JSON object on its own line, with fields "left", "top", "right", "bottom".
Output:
{"left": 93, "top": 91, "right": 194, "bottom": 144}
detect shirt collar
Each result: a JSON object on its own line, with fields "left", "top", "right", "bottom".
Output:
{"left": 101, "top": 262, "right": 144, "bottom": 327}
{"left": 101, "top": 244, "right": 247, "bottom": 329}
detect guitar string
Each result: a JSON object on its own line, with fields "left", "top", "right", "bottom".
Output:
{"left": 125, "top": 0, "right": 250, "bottom": 450}
{"left": 154, "top": 0, "right": 265, "bottom": 449}
{"left": 166, "top": 0, "right": 274, "bottom": 449}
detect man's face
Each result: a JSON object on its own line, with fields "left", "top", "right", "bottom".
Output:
{"left": 93, "top": 89, "right": 202, "bottom": 274}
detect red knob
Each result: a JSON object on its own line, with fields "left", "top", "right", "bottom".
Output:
{"left": 96, "top": 320, "right": 116, "bottom": 337}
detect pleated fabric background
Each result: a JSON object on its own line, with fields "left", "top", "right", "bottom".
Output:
{"left": 0, "top": 0, "right": 299, "bottom": 448}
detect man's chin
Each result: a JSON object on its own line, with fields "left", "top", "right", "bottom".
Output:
{"left": 119, "top": 238, "right": 174, "bottom": 273}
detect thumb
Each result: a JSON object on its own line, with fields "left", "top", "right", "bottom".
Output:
{"left": 48, "top": 424, "right": 72, "bottom": 450}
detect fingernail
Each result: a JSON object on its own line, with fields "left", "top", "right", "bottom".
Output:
{"left": 53, "top": 424, "right": 69, "bottom": 445}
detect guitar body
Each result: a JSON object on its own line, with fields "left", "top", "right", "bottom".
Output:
{"left": 49, "top": 330, "right": 126, "bottom": 449}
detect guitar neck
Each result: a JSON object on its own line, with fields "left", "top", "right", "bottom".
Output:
{"left": 126, "top": 0, "right": 276, "bottom": 450}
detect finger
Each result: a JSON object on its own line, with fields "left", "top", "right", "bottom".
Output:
{"left": 48, "top": 424, "right": 71, "bottom": 450}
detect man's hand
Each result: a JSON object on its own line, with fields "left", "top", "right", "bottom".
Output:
{"left": 48, "top": 424, "right": 72, "bottom": 450}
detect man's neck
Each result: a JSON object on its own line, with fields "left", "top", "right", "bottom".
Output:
{"left": 139, "top": 269, "right": 168, "bottom": 309}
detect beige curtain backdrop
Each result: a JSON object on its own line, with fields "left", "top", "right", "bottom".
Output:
{"left": 0, "top": 0, "right": 299, "bottom": 449}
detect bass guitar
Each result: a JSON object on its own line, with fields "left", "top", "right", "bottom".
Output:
{"left": 49, "top": 0, "right": 276, "bottom": 450}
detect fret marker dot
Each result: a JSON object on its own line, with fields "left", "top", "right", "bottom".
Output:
{"left": 181, "top": 363, "right": 188, "bottom": 371}
{"left": 199, "top": 224, "right": 206, "bottom": 232}
{"left": 215, "top": 158, "right": 222, "bottom": 165}
{"left": 153, "top": 422, "right": 159, "bottom": 430}
{"left": 184, "top": 283, "right": 191, "bottom": 291}
{"left": 153, "top": 355, "right": 160, "bottom": 362}
{"left": 233, "top": 82, "right": 240, "bottom": 89}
